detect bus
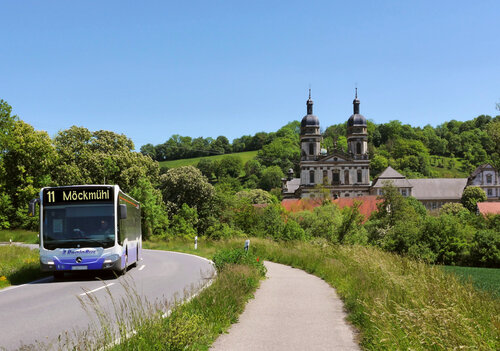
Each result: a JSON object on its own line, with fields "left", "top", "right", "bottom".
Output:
{"left": 29, "top": 185, "right": 142, "bottom": 279}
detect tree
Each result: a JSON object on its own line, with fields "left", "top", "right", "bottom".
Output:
{"left": 140, "top": 143, "right": 157, "bottom": 160}
{"left": 129, "top": 177, "right": 169, "bottom": 238}
{"left": 196, "top": 158, "right": 215, "bottom": 180}
{"left": 214, "top": 155, "right": 243, "bottom": 179}
{"left": 53, "top": 126, "right": 160, "bottom": 191}
{"left": 244, "top": 159, "right": 263, "bottom": 178}
{"left": 235, "top": 189, "right": 275, "bottom": 204}
{"left": 2, "top": 120, "right": 57, "bottom": 228}
{"left": 159, "top": 166, "right": 215, "bottom": 216}
{"left": 259, "top": 166, "right": 284, "bottom": 191}
{"left": 257, "top": 137, "right": 300, "bottom": 173}
{"left": 461, "top": 186, "right": 487, "bottom": 212}
{"left": 370, "top": 154, "right": 389, "bottom": 177}
{"left": 440, "top": 202, "right": 468, "bottom": 216}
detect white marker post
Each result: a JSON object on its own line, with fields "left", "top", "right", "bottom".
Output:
{"left": 244, "top": 239, "right": 250, "bottom": 253}
{"left": 194, "top": 236, "right": 198, "bottom": 250}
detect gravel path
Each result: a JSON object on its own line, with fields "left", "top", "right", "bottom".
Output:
{"left": 211, "top": 261, "right": 359, "bottom": 351}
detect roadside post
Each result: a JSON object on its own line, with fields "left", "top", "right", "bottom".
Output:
{"left": 244, "top": 239, "right": 250, "bottom": 253}
{"left": 195, "top": 236, "right": 198, "bottom": 250}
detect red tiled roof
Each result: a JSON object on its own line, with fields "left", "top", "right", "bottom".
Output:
{"left": 282, "top": 196, "right": 381, "bottom": 221}
{"left": 477, "top": 202, "right": 500, "bottom": 216}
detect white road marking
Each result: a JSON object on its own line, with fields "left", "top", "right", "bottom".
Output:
{"left": 138, "top": 264, "right": 146, "bottom": 271}
{"left": 79, "top": 283, "right": 115, "bottom": 296}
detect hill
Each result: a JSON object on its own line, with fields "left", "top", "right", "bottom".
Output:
{"left": 159, "top": 150, "right": 258, "bottom": 169}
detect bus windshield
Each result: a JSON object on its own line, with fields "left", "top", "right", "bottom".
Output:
{"left": 43, "top": 204, "right": 115, "bottom": 250}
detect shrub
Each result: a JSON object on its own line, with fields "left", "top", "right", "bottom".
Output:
{"left": 281, "top": 219, "right": 306, "bottom": 241}
{"left": 212, "top": 248, "right": 266, "bottom": 277}
{"left": 470, "top": 229, "right": 500, "bottom": 267}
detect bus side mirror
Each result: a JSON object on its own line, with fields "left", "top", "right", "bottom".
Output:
{"left": 119, "top": 204, "right": 128, "bottom": 219}
{"left": 29, "top": 198, "right": 39, "bottom": 217}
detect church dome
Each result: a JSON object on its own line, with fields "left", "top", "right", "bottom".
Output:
{"left": 347, "top": 91, "right": 367, "bottom": 127}
{"left": 301, "top": 89, "right": 319, "bottom": 128}
{"left": 347, "top": 113, "right": 367, "bottom": 127}
{"left": 301, "top": 114, "right": 320, "bottom": 128}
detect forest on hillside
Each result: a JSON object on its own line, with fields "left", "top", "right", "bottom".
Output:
{"left": 141, "top": 113, "right": 500, "bottom": 180}
{"left": 0, "top": 99, "right": 498, "bottom": 268}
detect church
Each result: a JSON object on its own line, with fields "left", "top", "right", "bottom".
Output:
{"left": 283, "top": 90, "right": 371, "bottom": 199}
{"left": 283, "top": 91, "right": 500, "bottom": 210}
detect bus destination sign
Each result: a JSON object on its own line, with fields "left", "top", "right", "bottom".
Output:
{"left": 43, "top": 187, "right": 114, "bottom": 205}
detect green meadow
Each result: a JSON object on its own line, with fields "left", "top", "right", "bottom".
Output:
{"left": 443, "top": 265, "right": 500, "bottom": 297}
{"left": 159, "top": 150, "right": 258, "bottom": 169}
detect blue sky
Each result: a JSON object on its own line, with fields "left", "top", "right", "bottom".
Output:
{"left": 1, "top": 1, "right": 499, "bottom": 149}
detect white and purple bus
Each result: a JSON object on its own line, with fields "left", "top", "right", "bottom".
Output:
{"left": 29, "top": 185, "right": 141, "bottom": 279}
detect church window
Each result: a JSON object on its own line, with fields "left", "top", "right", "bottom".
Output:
{"left": 309, "top": 170, "right": 315, "bottom": 184}
{"left": 344, "top": 170, "right": 349, "bottom": 185}
{"left": 345, "top": 193, "right": 350, "bottom": 197}
{"left": 401, "top": 189, "right": 407, "bottom": 196}
{"left": 486, "top": 174, "right": 492, "bottom": 184}
{"left": 356, "top": 142, "right": 361, "bottom": 154}
{"left": 357, "top": 170, "right": 362, "bottom": 183}
{"left": 323, "top": 170, "right": 328, "bottom": 184}
{"left": 487, "top": 189, "right": 493, "bottom": 197}
{"left": 309, "top": 143, "right": 314, "bottom": 155}
{"left": 332, "top": 171, "right": 340, "bottom": 185}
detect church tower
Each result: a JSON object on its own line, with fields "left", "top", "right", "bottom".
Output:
{"left": 347, "top": 89, "right": 368, "bottom": 159}
{"left": 300, "top": 90, "right": 321, "bottom": 161}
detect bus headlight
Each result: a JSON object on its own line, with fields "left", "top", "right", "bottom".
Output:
{"left": 103, "top": 254, "right": 120, "bottom": 264}
{"left": 40, "top": 256, "right": 54, "bottom": 265}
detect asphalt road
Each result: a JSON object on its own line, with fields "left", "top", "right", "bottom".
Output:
{"left": 0, "top": 249, "right": 215, "bottom": 350}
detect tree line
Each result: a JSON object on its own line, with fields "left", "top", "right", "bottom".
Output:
{"left": 142, "top": 112, "right": 500, "bottom": 181}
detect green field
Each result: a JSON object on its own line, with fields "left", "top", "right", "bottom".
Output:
{"left": 443, "top": 265, "right": 500, "bottom": 297}
{"left": 0, "top": 229, "right": 39, "bottom": 244}
{"left": 159, "top": 150, "right": 258, "bottom": 169}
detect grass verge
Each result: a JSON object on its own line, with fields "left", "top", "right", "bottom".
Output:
{"left": 155, "top": 238, "right": 499, "bottom": 350}
{"left": 0, "top": 229, "right": 39, "bottom": 244}
{"left": 111, "top": 264, "right": 261, "bottom": 350}
{"left": 0, "top": 245, "right": 45, "bottom": 289}
{"left": 23, "top": 245, "right": 264, "bottom": 351}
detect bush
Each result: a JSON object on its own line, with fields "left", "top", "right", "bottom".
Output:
{"left": 470, "top": 229, "right": 500, "bottom": 267}
{"left": 205, "top": 222, "right": 244, "bottom": 241}
{"left": 212, "top": 248, "right": 266, "bottom": 277}
{"left": 281, "top": 219, "right": 306, "bottom": 241}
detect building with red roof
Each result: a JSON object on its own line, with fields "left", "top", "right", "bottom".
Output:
{"left": 477, "top": 202, "right": 500, "bottom": 216}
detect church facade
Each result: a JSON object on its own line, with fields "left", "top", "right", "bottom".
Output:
{"left": 284, "top": 91, "right": 371, "bottom": 199}
{"left": 282, "top": 92, "right": 500, "bottom": 210}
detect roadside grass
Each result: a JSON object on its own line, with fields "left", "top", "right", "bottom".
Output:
{"left": 443, "top": 265, "right": 500, "bottom": 297}
{"left": 0, "top": 229, "right": 38, "bottom": 244}
{"left": 154, "top": 238, "right": 499, "bottom": 350}
{"left": 22, "top": 245, "right": 264, "bottom": 351}
{"left": 111, "top": 264, "right": 261, "bottom": 350}
{"left": 0, "top": 245, "right": 45, "bottom": 289}
{"left": 159, "top": 150, "right": 258, "bottom": 169}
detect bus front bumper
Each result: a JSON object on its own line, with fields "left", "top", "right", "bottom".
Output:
{"left": 40, "top": 256, "right": 123, "bottom": 272}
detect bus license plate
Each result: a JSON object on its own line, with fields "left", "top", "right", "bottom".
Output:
{"left": 72, "top": 266, "right": 88, "bottom": 270}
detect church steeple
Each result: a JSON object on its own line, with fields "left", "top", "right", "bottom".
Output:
{"left": 307, "top": 88, "right": 313, "bottom": 115}
{"left": 353, "top": 88, "right": 360, "bottom": 115}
